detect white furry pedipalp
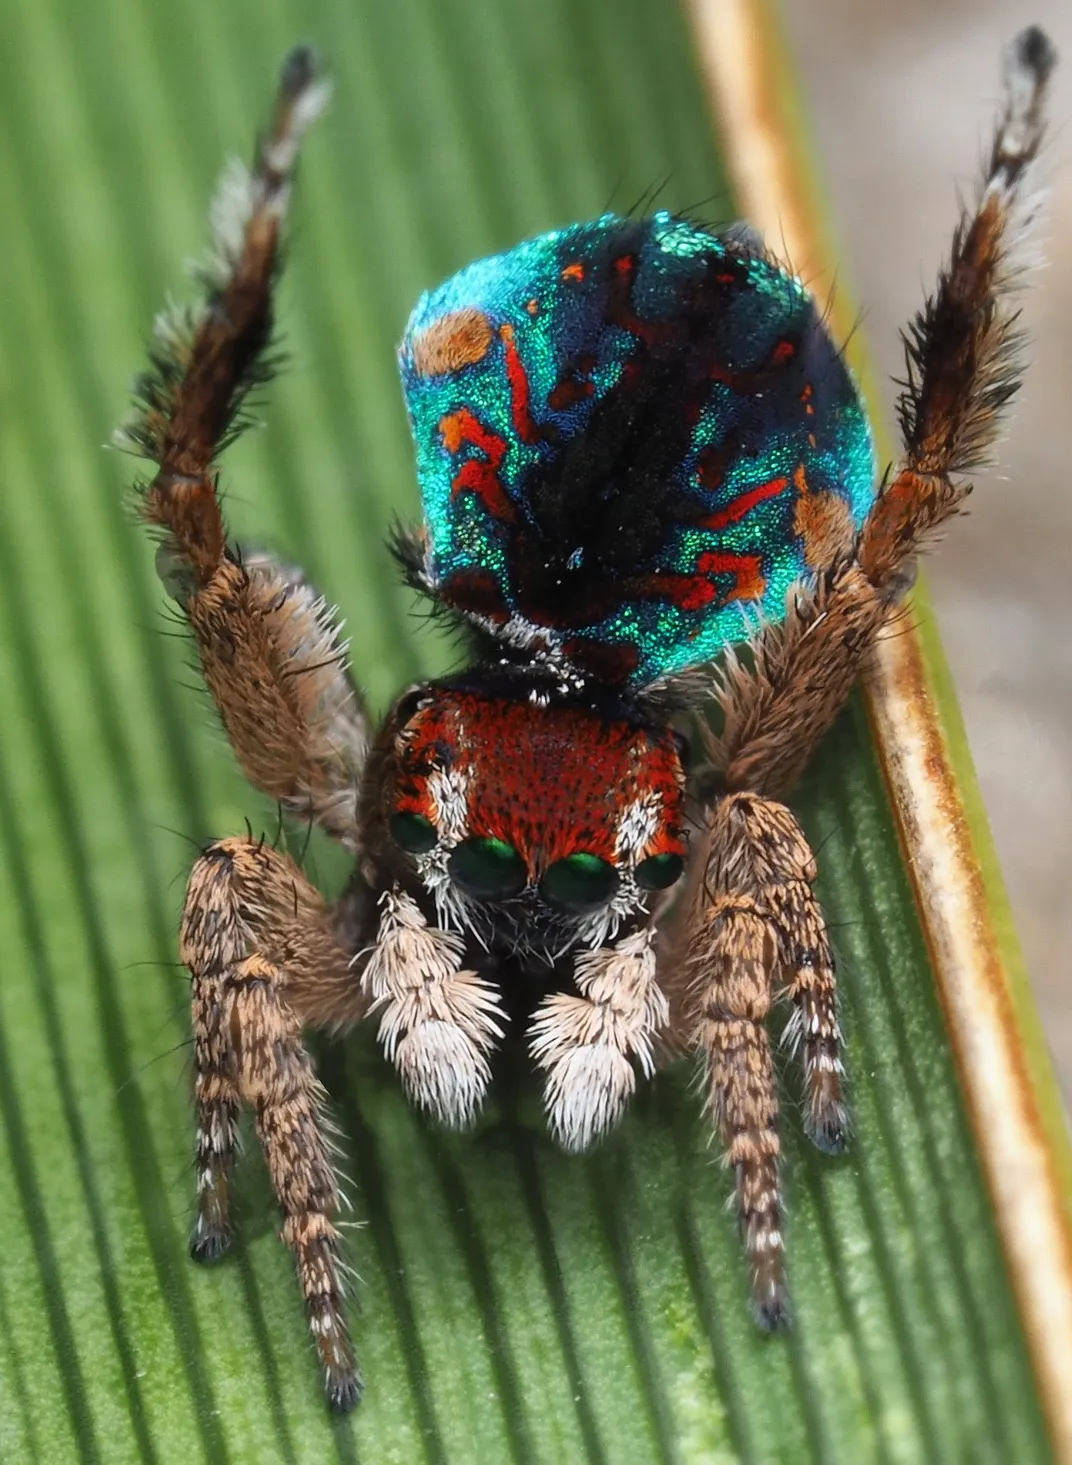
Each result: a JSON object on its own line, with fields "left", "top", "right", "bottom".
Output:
{"left": 529, "top": 926, "right": 668, "bottom": 1151}
{"left": 361, "top": 888, "right": 504, "bottom": 1126}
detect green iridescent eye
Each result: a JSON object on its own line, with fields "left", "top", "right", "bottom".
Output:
{"left": 389, "top": 810, "right": 438, "bottom": 854}
{"left": 635, "top": 851, "right": 685, "bottom": 891}
{"left": 541, "top": 852, "right": 620, "bottom": 911}
{"left": 449, "top": 837, "right": 528, "bottom": 899}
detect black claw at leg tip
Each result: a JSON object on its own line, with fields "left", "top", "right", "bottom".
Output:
{"left": 280, "top": 44, "right": 320, "bottom": 96}
{"left": 189, "top": 1228, "right": 232, "bottom": 1265}
{"left": 328, "top": 1371, "right": 364, "bottom": 1415}
{"left": 806, "top": 1114, "right": 849, "bottom": 1157}
{"left": 753, "top": 1286, "right": 792, "bottom": 1333}
{"left": 1013, "top": 26, "right": 1057, "bottom": 82}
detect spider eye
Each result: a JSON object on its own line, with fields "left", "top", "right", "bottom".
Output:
{"left": 635, "top": 851, "right": 685, "bottom": 890}
{"left": 389, "top": 810, "right": 438, "bottom": 853}
{"left": 449, "top": 837, "right": 528, "bottom": 899}
{"left": 541, "top": 852, "right": 619, "bottom": 911}
{"left": 392, "top": 683, "right": 433, "bottom": 729}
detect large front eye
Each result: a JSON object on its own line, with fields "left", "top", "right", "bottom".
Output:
{"left": 541, "top": 852, "right": 619, "bottom": 912}
{"left": 635, "top": 851, "right": 685, "bottom": 890}
{"left": 449, "top": 837, "right": 528, "bottom": 899}
{"left": 389, "top": 810, "right": 438, "bottom": 853}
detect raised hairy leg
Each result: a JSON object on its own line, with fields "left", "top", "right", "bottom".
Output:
{"left": 121, "top": 50, "right": 369, "bottom": 844}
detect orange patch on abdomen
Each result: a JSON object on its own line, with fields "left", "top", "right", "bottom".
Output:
{"left": 792, "top": 462, "right": 856, "bottom": 568}
{"left": 410, "top": 307, "right": 494, "bottom": 377}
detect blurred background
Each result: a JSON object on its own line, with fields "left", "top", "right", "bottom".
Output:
{"left": 784, "top": 0, "right": 1072, "bottom": 1101}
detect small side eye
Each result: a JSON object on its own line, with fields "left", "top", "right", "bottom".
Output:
{"left": 389, "top": 810, "right": 438, "bottom": 853}
{"left": 393, "top": 684, "right": 432, "bottom": 728}
{"left": 449, "top": 837, "right": 528, "bottom": 900}
{"left": 635, "top": 852, "right": 685, "bottom": 890}
{"left": 541, "top": 852, "right": 619, "bottom": 912}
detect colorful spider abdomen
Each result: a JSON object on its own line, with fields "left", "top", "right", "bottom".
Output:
{"left": 399, "top": 210, "right": 876, "bottom": 690}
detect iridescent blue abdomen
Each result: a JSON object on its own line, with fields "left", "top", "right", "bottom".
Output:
{"left": 398, "top": 211, "right": 876, "bottom": 689}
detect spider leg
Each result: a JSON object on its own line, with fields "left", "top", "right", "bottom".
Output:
{"left": 121, "top": 52, "right": 369, "bottom": 844}
{"left": 671, "top": 28, "right": 1053, "bottom": 1323}
{"left": 859, "top": 25, "right": 1056, "bottom": 588}
{"left": 181, "top": 835, "right": 371, "bottom": 1412}
{"left": 529, "top": 927, "right": 667, "bottom": 1151}
{"left": 677, "top": 792, "right": 844, "bottom": 1321}
{"left": 773, "top": 868, "right": 845, "bottom": 1154}
{"left": 186, "top": 549, "right": 369, "bottom": 846}
{"left": 708, "top": 28, "right": 1055, "bottom": 799}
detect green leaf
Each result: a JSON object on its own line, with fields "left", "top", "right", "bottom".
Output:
{"left": 0, "top": 0, "right": 1052, "bottom": 1461}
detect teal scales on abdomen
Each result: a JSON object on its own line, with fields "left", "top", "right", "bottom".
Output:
{"left": 398, "top": 209, "right": 876, "bottom": 690}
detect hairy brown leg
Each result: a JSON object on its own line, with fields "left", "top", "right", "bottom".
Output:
{"left": 773, "top": 874, "right": 845, "bottom": 1155}
{"left": 859, "top": 25, "right": 1055, "bottom": 586}
{"left": 673, "top": 32, "right": 1053, "bottom": 1334}
{"left": 119, "top": 51, "right": 369, "bottom": 843}
{"left": 687, "top": 882, "right": 784, "bottom": 1322}
{"left": 708, "top": 28, "right": 1055, "bottom": 800}
{"left": 681, "top": 792, "right": 843, "bottom": 1321}
{"left": 183, "top": 550, "right": 369, "bottom": 846}
{"left": 182, "top": 835, "right": 369, "bottom": 1411}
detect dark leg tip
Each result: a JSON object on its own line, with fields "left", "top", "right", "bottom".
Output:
{"left": 1013, "top": 27, "right": 1057, "bottom": 84}
{"left": 190, "top": 1225, "right": 232, "bottom": 1265}
{"left": 280, "top": 45, "right": 321, "bottom": 98}
{"left": 806, "top": 1112, "right": 850, "bottom": 1156}
{"left": 752, "top": 1284, "right": 792, "bottom": 1333}
{"left": 749, "top": 1247, "right": 791, "bottom": 1331}
{"left": 327, "top": 1372, "right": 364, "bottom": 1415}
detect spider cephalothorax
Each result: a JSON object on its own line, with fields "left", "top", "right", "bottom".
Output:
{"left": 119, "top": 33, "right": 1055, "bottom": 1410}
{"left": 374, "top": 683, "right": 687, "bottom": 955}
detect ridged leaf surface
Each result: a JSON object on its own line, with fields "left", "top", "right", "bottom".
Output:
{"left": 0, "top": 0, "right": 1051, "bottom": 1461}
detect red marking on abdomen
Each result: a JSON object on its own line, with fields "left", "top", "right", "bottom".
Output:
{"left": 709, "top": 334, "right": 800, "bottom": 393}
{"left": 451, "top": 460, "right": 518, "bottom": 523}
{"left": 439, "top": 407, "right": 516, "bottom": 524}
{"left": 499, "top": 324, "right": 539, "bottom": 444}
{"left": 695, "top": 550, "right": 766, "bottom": 603}
{"left": 606, "top": 253, "right": 660, "bottom": 345}
{"left": 698, "top": 475, "right": 789, "bottom": 531}
{"left": 637, "top": 572, "right": 720, "bottom": 612}
{"left": 639, "top": 548, "right": 766, "bottom": 611}
{"left": 440, "top": 407, "right": 506, "bottom": 466}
